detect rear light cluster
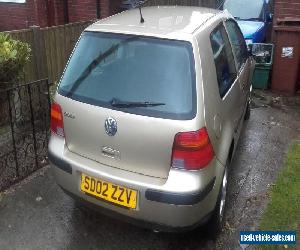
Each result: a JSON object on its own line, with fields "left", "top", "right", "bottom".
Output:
{"left": 171, "top": 127, "right": 214, "bottom": 170}
{"left": 50, "top": 103, "right": 64, "bottom": 137}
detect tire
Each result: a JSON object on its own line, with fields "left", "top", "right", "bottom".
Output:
{"left": 206, "top": 165, "right": 228, "bottom": 238}
{"left": 244, "top": 100, "right": 251, "bottom": 121}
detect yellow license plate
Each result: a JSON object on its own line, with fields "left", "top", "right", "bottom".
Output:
{"left": 80, "top": 173, "right": 137, "bottom": 209}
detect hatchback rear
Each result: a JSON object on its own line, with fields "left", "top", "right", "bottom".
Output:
{"left": 49, "top": 6, "right": 234, "bottom": 232}
{"left": 58, "top": 31, "right": 197, "bottom": 178}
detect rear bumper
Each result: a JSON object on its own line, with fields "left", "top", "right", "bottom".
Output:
{"left": 61, "top": 186, "right": 214, "bottom": 232}
{"left": 48, "top": 135, "right": 225, "bottom": 230}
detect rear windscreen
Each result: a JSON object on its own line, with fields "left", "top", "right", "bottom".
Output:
{"left": 58, "top": 32, "right": 196, "bottom": 120}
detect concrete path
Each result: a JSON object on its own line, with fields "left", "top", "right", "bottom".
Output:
{"left": 0, "top": 91, "right": 299, "bottom": 250}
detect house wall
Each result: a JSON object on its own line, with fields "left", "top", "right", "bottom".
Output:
{"left": 0, "top": 0, "right": 48, "bottom": 31}
{"left": 109, "top": 0, "right": 122, "bottom": 17}
{"left": 67, "top": 0, "right": 121, "bottom": 22}
{"left": 0, "top": 2, "right": 28, "bottom": 31}
{"left": 52, "top": 0, "right": 65, "bottom": 26}
{"left": 68, "top": 0, "right": 99, "bottom": 23}
{"left": 0, "top": 0, "right": 122, "bottom": 32}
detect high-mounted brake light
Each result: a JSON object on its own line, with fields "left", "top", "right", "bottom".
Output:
{"left": 50, "top": 103, "right": 64, "bottom": 137}
{"left": 171, "top": 127, "right": 214, "bottom": 170}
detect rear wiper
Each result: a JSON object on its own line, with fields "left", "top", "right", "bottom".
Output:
{"left": 110, "top": 98, "right": 165, "bottom": 108}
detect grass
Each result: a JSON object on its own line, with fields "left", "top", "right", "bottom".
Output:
{"left": 258, "top": 140, "right": 300, "bottom": 250}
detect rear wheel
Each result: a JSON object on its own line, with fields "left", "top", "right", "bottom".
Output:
{"left": 206, "top": 165, "right": 228, "bottom": 237}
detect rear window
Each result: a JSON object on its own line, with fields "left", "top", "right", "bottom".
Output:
{"left": 58, "top": 32, "right": 196, "bottom": 120}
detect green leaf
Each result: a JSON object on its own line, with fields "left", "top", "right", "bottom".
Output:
{"left": 10, "top": 49, "right": 17, "bottom": 58}
{"left": 0, "top": 33, "right": 31, "bottom": 82}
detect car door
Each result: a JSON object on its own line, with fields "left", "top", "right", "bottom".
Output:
{"left": 206, "top": 23, "right": 241, "bottom": 164}
{"left": 224, "top": 19, "right": 252, "bottom": 129}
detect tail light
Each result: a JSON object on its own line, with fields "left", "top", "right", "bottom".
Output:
{"left": 171, "top": 127, "right": 214, "bottom": 170}
{"left": 50, "top": 103, "right": 64, "bottom": 137}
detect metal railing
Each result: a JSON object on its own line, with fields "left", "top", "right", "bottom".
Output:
{"left": 0, "top": 79, "right": 51, "bottom": 191}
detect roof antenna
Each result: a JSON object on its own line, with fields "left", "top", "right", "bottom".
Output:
{"left": 139, "top": 5, "right": 144, "bottom": 23}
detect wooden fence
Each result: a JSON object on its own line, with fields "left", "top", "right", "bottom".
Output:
{"left": 5, "top": 20, "right": 93, "bottom": 84}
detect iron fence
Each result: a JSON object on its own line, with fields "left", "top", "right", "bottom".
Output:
{"left": 0, "top": 79, "right": 51, "bottom": 191}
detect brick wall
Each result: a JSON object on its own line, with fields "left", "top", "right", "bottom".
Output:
{"left": 0, "top": 0, "right": 49, "bottom": 31}
{"left": 68, "top": 0, "right": 98, "bottom": 23}
{"left": 0, "top": 1, "right": 38, "bottom": 31}
{"left": 100, "top": 0, "right": 110, "bottom": 18}
{"left": 109, "top": 0, "right": 122, "bottom": 17}
{"left": 0, "top": 2, "right": 28, "bottom": 31}
{"left": 52, "top": 0, "right": 65, "bottom": 26}
{"left": 35, "top": 0, "right": 49, "bottom": 27}
{"left": 68, "top": 0, "right": 122, "bottom": 21}
{"left": 0, "top": 0, "right": 121, "bottom": 32}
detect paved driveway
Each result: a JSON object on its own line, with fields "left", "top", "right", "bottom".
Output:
{"left": 0, "top": 91, "right": 299, "bottom": 250}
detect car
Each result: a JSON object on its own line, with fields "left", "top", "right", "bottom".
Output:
{"left": 120, "top": 0, "right": 146, "bottom": 10}
{"left": 49, "top": 6, "right": 254, "bottom": 234}
{"left": 221, "top": 0, "right": 273, "bottom": 44}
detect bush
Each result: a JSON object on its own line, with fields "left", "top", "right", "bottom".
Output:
{"left": 0, "top": 33, "right": 31, "bottom": 85}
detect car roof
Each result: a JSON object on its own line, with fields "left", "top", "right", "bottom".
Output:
{"left": 86, "top": 6, "right": 222, "bottom": 39}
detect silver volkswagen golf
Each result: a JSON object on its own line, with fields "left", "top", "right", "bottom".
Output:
{"left": 49, "top": 6, "right": 254, "bottom": 234}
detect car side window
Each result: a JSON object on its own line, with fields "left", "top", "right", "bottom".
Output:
{"left": 210, "top": 24, "right": 237, "bottom": 98}
{"left": 225, "top": 20, "right": 248, "bottom": 71}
